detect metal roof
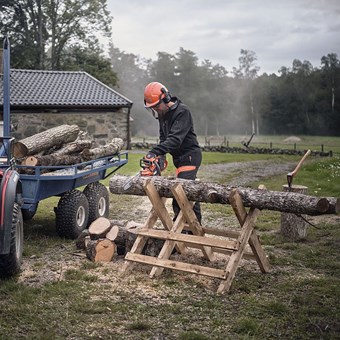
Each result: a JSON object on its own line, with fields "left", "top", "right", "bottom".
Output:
{"left": 0, "top": 69, "right": 133, "bottom": 110}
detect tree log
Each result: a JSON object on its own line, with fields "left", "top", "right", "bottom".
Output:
{"left": 88, "top": 217, "right": 113, "bottom": 240}
{"left": 82, "top": 138, "right": 124, "bottom": 160}
{"left": 13, "top": 141, "right": 28, "bottom": 158}
{"left": 106, "top": 225, "right": 120, "bottom": 241}
{"left": 16, "top": 124, "right": 80, "bottom": 157}
{"left": 75, "top": 229, "right": 90, "bottom": 250}
{"left": 86, "top": 239, "right": 116, "bottom": 262}
{"left": 22, "top": 154, "right": 84, "bottom": 167}
{"left": 281, "top": 185, "right": 308, "bottom": 240}
{"left": 109, "top": 175, "right": 340, "bottom": 216}
{"left": 108, "top": 219, "right": 164, "bottom": 256}
{"left": 51, "top": 140, "right": 93, "bottom": 156}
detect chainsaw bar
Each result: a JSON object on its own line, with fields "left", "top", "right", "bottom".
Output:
{"left": 122, "top": 172, "right": 141, "bottom": 191}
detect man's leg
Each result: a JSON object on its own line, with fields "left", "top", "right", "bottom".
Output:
{"left": 172, "top": 167, "right": 201, "bottom": 224}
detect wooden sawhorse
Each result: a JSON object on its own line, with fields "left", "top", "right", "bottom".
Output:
{"left": 122, "top": 180, "right": 271, "bottom": 293}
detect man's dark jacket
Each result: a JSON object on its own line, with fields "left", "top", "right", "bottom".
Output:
{"left": 150, "top": 98, "right": 201, "bottom": 168}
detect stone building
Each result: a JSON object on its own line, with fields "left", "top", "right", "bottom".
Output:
{"left": 0, "top": 69, "right": 133, "bottom": 148}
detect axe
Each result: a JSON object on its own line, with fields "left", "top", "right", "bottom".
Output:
{"left": 242, "top": 133, "right": 255, "bottom": 148}
{"left": 287, "top": 149, "right": 311, "bottom": 190}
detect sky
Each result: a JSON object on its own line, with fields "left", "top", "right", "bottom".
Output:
{"left": 106, "top": 0, "right": 340, "bottom": 75}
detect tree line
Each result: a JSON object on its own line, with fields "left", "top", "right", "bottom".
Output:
{"left": 1, "top": 1, "right": 339, "bottom": 137}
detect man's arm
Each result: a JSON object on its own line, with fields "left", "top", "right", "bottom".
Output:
{"left": 150, "top": 109, "right": 192, "bottom": 155}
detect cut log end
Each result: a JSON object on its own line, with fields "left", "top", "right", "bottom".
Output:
{"left": 23, "top": 156, "right": 38, "bottom": 166}
{"left": 89, "top": 217, "right": 112, "bottom": 240}
{"left": 316, "top": 198, "right": 330, "bottom": 213}
{"left": 86, "top": 239, "right": 116, "bottom": 262}
{"left": 13, "top": 142, "right": 28, "bottom": 158}
{"left": 335, "top": 198, "right": 340, "bottom": 215}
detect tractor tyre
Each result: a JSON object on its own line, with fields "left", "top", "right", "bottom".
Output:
{"left": 83, "top": 182, "right": 110, "bottom": 226}
{"left": 22, "top": 203, "right": 38, "bottom": 221}
{"left": 0, "top": 203, "right": 24, "bottom": 278}
{"left": 55, "top": 190, "right": 89, "bottom": 239}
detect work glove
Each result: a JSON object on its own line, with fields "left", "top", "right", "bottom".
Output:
{"left": 157, "top": 155, "right": 167, "bottom": 171}
{"left": 145, "top": 152, "right": 157, "bottom": 160}
{"left": 141, "top": 152, "right": 157, "bottom": 169}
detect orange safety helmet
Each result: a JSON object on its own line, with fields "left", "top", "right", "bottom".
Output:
{"left": 144, "top": 82, "right": 171, "bottom": 108}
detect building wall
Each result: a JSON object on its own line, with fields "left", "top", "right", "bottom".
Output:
{"left": 11, "top": 109, "right": 129, "bottom": 147}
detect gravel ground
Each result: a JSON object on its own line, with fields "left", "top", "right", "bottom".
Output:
{"left": 199, "top": 159, "right": 296, "bottom": 186}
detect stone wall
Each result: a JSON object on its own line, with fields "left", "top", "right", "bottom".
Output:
{"left": 11, "top": 109, "right": 130, "bottom": 147}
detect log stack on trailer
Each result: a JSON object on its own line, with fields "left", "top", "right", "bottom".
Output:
{"left": 13, "top": 124, "right": 124, "bottom": 172}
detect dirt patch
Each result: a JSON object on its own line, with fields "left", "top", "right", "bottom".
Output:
{"left": 199, "top": 160, "right": 295, "bottom": 186}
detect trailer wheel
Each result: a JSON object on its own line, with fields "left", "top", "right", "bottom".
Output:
{"left": 0, "top": 203, "right": 23, "bottom": 278}
{"left": 22, "top": 203, "right": 38, "bottom": 221}
{"left": 83, "top": 182, "right": 109, "bottom": 225}
{"left": 55, "top": 190, "right": 89, "bottom": 239}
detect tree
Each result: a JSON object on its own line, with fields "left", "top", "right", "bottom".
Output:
{"left": 147, "top": 52, "right": 177, "bottom": 88}
{"left": 108, "top": 44, "right": 152, "bottom": 136}
{"left": 233, "top": 49, "right": 260, "bottom": 135}
{"left": 0, "top": 0, "right": 48, "bottom": 68}
{"left": 321, "top": 53, "right": 340, "bottom": 114}
{"left": 290, "top": 59, "right": 316, "bottom": 133}
{"left": 61, "top": 44, "right": 117, "bottom": 87}
{"left": 0, "top": 0, "right": 112, "bottom": 69}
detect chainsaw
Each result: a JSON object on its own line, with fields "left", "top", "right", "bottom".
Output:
{"left": 122, "top": 154, "right": 168, "bottom": 191}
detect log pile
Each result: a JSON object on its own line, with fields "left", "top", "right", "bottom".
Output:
{"left": 13, "top": 125, "right": 124, "bottom": 173}
{"left": 76, "top": 217, "right": 164, "bottom": 262}
{"left": 109, "top": 175, "right": 340, "bottom": 216}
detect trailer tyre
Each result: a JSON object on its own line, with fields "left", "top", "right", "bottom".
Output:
{"left": 55, "top": 190, "right": 89, "bottom": 239}
{"left": 83, "top": 182, "right": 110, "bottom": 225}
{"left": 0, "top": 203, "right": 24, "bottom": 278}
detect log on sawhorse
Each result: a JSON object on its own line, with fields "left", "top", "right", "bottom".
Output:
{"left": 122, "top": 179, "right": 271, "bottom": 294}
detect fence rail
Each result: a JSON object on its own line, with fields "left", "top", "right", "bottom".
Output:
{"left": 130, "top": 137, "right": 336, "bottom": 157}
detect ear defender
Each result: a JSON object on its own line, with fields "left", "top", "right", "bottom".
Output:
{"left": 161, "top": 87, "right": 171, "bottom": 104}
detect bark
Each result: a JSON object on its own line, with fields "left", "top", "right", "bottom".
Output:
{"left": 109, "top": 219, "right": 164, "bottom": 256}
{"left": 51, "top": 140, "right": 93, "bottom": 156}
{"left": 82, "top": 138, "right": 124, "bottom": 160}
{"left": 86, "top": 239, "right": 116, "bottom": 262}
{"left": 109, "top": 175, "right": 340, "bottom": 216}
{"left": 280, "top": 185, "right": 308, "bottom": 240}
{"left": 22, "top": 154, "right": 84, "bottom": 167}
{"left": 112, "top": 220, "right": 142, "bottom": 254}
{"left": 17, "top": 125, "right": 80, "bottom": 156}
{"left": 75, "top": 229, "right": 90, "bottom": 250}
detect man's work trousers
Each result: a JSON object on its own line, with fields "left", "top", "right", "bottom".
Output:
{"left": 172, "top": 165, "right": 201, "bottom": 224}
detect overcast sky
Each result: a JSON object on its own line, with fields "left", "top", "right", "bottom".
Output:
{"left": 106, "top": 0, "right": 340, "bottom": 75}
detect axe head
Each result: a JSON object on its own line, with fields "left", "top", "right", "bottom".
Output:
{"left": 287, "top": 172, "right": 293, "bottom": 190}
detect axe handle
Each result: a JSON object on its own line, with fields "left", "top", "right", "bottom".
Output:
{"left": 291, "top": 149, "right": 311, "bottom": 177}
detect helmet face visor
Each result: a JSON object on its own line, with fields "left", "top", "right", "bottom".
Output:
{"left": 145, "top": 106, "right": 159, "bottom": 119}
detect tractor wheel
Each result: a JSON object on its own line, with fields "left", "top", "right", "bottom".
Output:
{"left": 55, "top": 190, "right": 89, "bottom": 239}
{"left": 22, "top": 203, "right": 38, "bottom": 221}
{"left": 83, "top": 182, "right": 109, "bottom": 225}
{"left": 0, "top": 203, "right": 24, "bottom": 278}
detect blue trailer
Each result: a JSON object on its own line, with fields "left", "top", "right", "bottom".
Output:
{"left": 0, "top": 37, "right": 128, "bottom": 277}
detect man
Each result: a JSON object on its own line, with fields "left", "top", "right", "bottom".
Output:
{"left": 143, "top": 81, "right": 202, "bottom": 225}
